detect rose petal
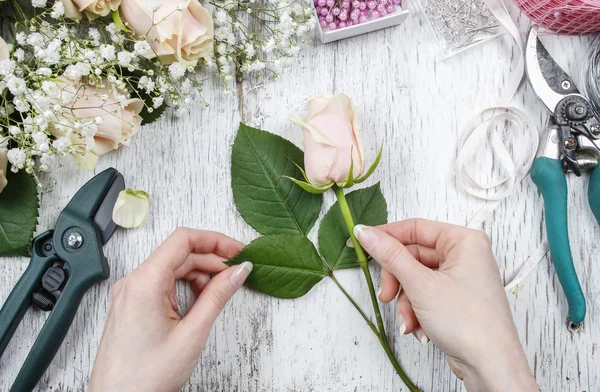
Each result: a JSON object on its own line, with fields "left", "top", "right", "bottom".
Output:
{"left": 112, "top": 188, "right": 151, "bottom": 229}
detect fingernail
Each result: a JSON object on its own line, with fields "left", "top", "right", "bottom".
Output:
{"left": 346, "top": 238, "right": 355, "bottom": 248}
{"left": 398, "top": 314, "right": 407, "bottom": 334}
{"left": 414, "top": 327, "right": 429, "bottom": 345}
{"left": 399, "top": 322, "right": 407, "bottom": 335}
{"left": 353, "top": 224, "right": 378, "bottom": 249}
{"left": 376, "top": 286, "right": 382, "bottom": 300}
{"left": 231, "top": 261, "right": 253, "bottom": 286}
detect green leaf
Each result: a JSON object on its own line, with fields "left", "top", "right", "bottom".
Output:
{"left": 138, "top": 100, "right": 167, "bottom": 126}
{"left": 112, "top": 10, "right": 132, "bottom": 33}
{"left": 118, "top": 68, "right": 167, "bottom": 125}
{"left": 231, "top": 123, "right": 322, "bottom": 236}
{"left": 0, "top": 169, "right": 39, "bottom": 256}
{"left": 318, "top": 183, "right": 387, "bottom": 270}
{"left": 227, "top": 234, "right": 328, "bottom": 298}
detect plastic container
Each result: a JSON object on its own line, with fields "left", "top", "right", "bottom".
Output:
{"left": 409, "top": 0, "right": 504, "bottom": 59}
{"left": 315, "top": 5, "right": 410, "bottom": 43}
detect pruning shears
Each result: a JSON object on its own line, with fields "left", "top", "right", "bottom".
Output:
{"left": 0, "top": 168, "right": 124, "bottom": 391}
{"left": 526, "top": 25, "right": 600, "bottom": 330}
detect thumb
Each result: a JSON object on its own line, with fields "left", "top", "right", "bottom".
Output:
{"left": 353, "top": 225, "right": 430, "bottom": 293}
{"left": 177, "top": 262, "right": 252, "bottom": 344}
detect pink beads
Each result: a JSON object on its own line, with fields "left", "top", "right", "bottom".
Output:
{"left": 315, "top": 0, "right": 399, "bottom": 30}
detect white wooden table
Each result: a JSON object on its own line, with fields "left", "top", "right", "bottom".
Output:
{"left": 1, "top": 3, "right": 597, "bottom": 391}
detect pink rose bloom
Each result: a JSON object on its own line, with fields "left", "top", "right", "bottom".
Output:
{"left": 0, "top": 36, "right": 10, "bottom": 60}
{"left": 0, "top": 147, "right": 8, "bottom": 194}
{"left": 51, "top": 79, "right": 143, "bottom": 170}
{"left": 120, "top": 0, "right": 214, "bottom": 66}
{"left": 69, "top": 0, "right": 121, "bottom": 19}
{"left": 290, "top": 93, "right": 364, "bottom": 187}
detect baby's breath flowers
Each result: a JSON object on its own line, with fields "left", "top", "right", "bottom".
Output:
{"left": 210, "top": 0, "right": 316, "bottom": 91}
{"left": 0, "top": 0, "right": 315, "bottom": 188}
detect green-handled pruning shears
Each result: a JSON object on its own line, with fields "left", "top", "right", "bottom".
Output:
{"left": 526, "top": 26, "right": 600, "bottom": 331}
{"left": 0, "top": 168, "right": 124, "bottom": 391}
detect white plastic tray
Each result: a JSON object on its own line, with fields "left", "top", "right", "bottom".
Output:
{"left": 316, "top": 5, "right": 409, "bottom": 43}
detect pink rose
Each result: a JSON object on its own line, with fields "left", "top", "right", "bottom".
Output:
{"left": 290, "top": 93, "right": 364, "bottom": 187}
{"left": 51, "top": 79, "right": 143, "bottom": 170}
{"left": 120, "top": 0, "right": 214, "bottom": 66}
{"left": 0, "top": 36, "right": 11, "bottom": 60}
{"left": 0, "top": 147, "right": 7, "bottom": 194}
{"left": 60, "top": 0, "right": 119, "bottom": 20}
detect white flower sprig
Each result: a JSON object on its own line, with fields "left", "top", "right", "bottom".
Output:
{"left": 0, "top": 0, "right": 315, "bottom": 183}
{"left": 209, "top": 0, "right": 316, "bottom": 93}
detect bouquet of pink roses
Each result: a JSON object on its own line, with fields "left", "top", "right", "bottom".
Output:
{"left": 0, "top": 0, "right": 315, "bottom": 256}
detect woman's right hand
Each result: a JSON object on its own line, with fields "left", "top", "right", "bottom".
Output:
{"left": 353, "top": 219, "right": 538, "bottom": 392}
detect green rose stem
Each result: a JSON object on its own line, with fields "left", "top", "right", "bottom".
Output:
{"left": 333, "top": 185, "right": 419, "bottom": 392}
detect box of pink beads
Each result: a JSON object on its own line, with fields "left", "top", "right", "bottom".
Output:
{"left": 314, "top": 0, "right": 408, "bottom": 43}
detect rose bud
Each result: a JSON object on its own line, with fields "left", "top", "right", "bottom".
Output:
{"left": 289, "top": 93, "right": 381, "bottom": 194}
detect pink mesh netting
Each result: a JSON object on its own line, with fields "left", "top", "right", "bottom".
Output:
{"left": 515, "top": 0, "right": 600, "bottom": 35}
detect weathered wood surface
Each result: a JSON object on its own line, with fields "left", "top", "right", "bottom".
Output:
{"left": 1, "top": 2, "right": 597, "bottom": 391}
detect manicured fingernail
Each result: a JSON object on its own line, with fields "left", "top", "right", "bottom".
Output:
{"left": 398, "top": 315, "right": 407, "bottom": 334}
{"left": 231, "top": 261, "right": 253, "bottom": 286}
{"left": 353, "top": 224, "right": 378, "bottom": 249}
{"left": 398, "top": 313, "right": 406, "bottom": 335}
{"left": 346, "top": 238, "right": 355, "bottom": 248}
{"left": 399, "top": 322, "right": 407, "bottom": 335}
{"left": 414, "top": 327, "right": 429, "bottom": 345}
{"left": 377, "top": 286, "right": 382, "bottom": 299}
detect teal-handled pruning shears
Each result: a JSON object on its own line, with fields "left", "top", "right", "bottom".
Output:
{"left": 526, "top": 26, "right": 600, "bottom": 331}
{"left": 0, "top": 168, "right": 124, "bottom": 391}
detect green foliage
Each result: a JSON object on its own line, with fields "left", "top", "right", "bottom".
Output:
{"left": 231, "top": 123, "right": 322, "bottom": 236}
{"left": 318, "top": 184, "right": 387, "bottom": 270}
{"left": 0, "top": 170, "right": 39, "bottom": 256}
{"left": 227, "top": 234, "right": 328, "bottom": 298}
{"left": 229, "top": 124, "right": 388, "bottom": 297}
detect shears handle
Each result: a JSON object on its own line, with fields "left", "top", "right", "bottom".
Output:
{"left": 0, "top": 231, "right": 57, "bottom": 357}
{"left": 0, "top": 228, "right": 109, "bottom": 391}
{"left": 588, "top": 168, "right": 600, "bottom": 228}
{"left": 11, "top": 263, "right": 104, "bottom": 392}
{"left": 531, "top": 156, "right": 586, "bottom": 326}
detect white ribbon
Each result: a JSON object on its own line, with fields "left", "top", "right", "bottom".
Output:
{"left": 456, "top": 0, "right": 550, "bottom": 293}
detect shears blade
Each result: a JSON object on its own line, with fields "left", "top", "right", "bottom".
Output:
{"left": 93, "top": 173, "right": 124, "bottom": 245}
{"left": 525, "top": 25, "right": 580, "bottom": 113}
{"left": 58, "top": 168, "right": 125, "bottom": 246}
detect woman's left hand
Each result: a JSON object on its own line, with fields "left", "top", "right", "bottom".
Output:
{"left": 89, "top": 228, "right": 251, "bottom": 392}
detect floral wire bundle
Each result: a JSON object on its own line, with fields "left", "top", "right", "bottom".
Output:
{"left": 0, "top": 0, "right": 315, "bottom": 190}
{"left": 584, "top": 33, "right": 600, "bottom": 118}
